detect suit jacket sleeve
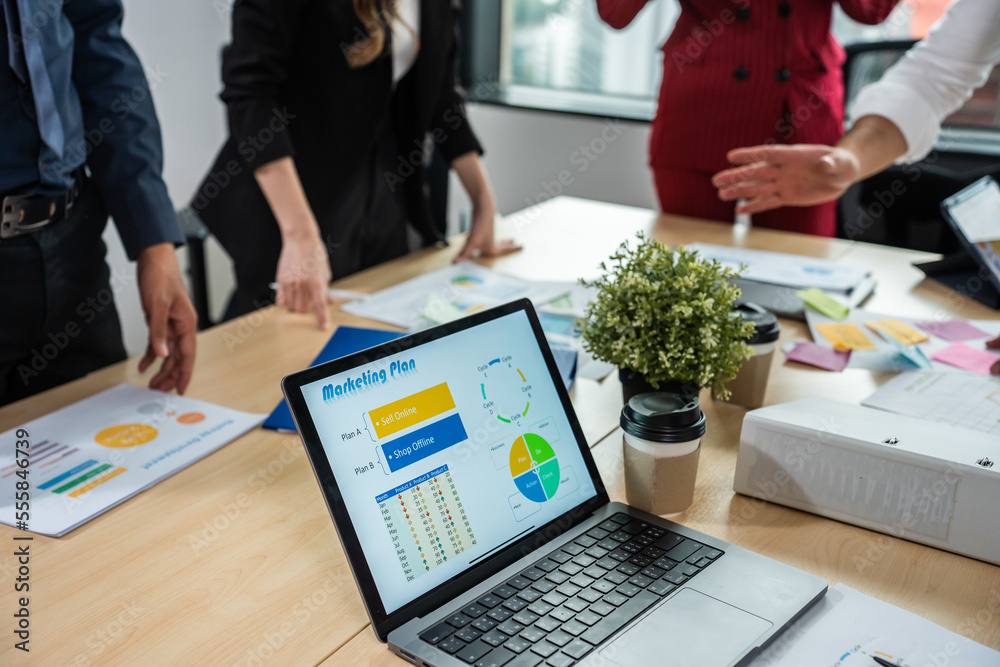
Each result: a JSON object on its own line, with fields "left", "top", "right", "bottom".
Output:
{"left": 837, "top": 0, "right": 901, "bottom": 24}
{"left": 595, "top": 0, "right": 652, "bottom": 30}
{"left": 221, "top": 0, "right": 309, "bottom": 169}
{"left": 428, "top": 0, "right": 483, "bottom": 163}
{"left": 64, "top": 0, "right": 182, "bottom": 260}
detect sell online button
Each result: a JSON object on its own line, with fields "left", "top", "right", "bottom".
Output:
{"left": 368, "top": 382, "right": 456, "bottom": 439}
{"left": 379, "top": 413, "right": 468, "bottom": 473}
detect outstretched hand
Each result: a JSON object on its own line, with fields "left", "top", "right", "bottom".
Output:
{"left": 712, "top": 144, "right": 862, "bottom": 215}
{"left": 137, "top": 243, "right": 198, "bottom": 394}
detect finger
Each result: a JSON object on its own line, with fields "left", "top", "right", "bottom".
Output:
{"left": 712, "top": 163, "right": 778, "bottom": 189}
{"left": 719, "top": 181, "right": 777, "bottom": 202}
{"left": 486, "top": 239, "right": 522, "bottom": 257}
{"left": 146, "top": 295, "right": 171, "bottom": 359}
{"left": 986, "top": 336, "right": 1000, "bottom": 349}
{"left": 726, "top": 145, "right": 788, "bottom": 166}
{"left": 275, "top": 283, "right": 287, "bottom": 308}
{"left": 452, "top": 238, "right": 478, "bottom": 264}
{"left": 292, "top": 281, "right": 309, "bottom": 314}
{"left": 311, "top": 286, "right": 331, "bottom": 330}
{"left": 737, "top": 193, "right": 783, "bottom": 215}
{"left": 173, "top": 322, "right": 197, "bottom": 394}
{"left": 138, "top": 345, "right": 156, "bottom": 373}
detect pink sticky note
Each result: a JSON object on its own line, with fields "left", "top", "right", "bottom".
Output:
{"left": 930, "top": 343, "right": 1000, "bottom": 375}
{"left": 917, "top": 319, "right": 991, "bottom": 342}
{"left": 785, "top": 342, "right": 851, "bottom": 372}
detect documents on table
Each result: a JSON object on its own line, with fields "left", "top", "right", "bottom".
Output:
{"left": 685, "top": 243, "right": 870, "bottom": 292}
{"left": 806, "top": 308, "right": 1000, "bottom": 372}
{"left": 748, "top": 584, "right": 1000, "bottom": 667}
{"left": 341, "top": 262, "right": 614, "bottom": 381}
{"left": 863, "top": 371, "right": 1000, "bottom": 436}
{"left": 0, "top": 385, "right": 264, "bottom": 536}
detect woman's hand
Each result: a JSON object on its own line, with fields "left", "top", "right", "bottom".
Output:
{"left": 274, "top": 230, "right": 332, "bottom": 329}
{"left": 450, "top": 152, "right": 521, "bottom": 262}
{"left": 712, "top": 144, "right": 862, "bottom": 215}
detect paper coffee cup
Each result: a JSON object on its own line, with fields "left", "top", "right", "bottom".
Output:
{"left": 620, "top": 393, "right": 707, "bottom": 516}
{"left": 716, "top": 303, "right": 780, "bottom": 408}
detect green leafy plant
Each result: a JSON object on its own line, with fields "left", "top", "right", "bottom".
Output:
{"left": 580, "top": 233, "right": 754, "bottom": 399}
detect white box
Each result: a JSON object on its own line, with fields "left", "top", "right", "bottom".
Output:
{"left": 734, "top": 398, "right": 1000, "bottom": 565}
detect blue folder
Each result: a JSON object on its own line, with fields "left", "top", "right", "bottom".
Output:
{"left": 263, "top": 326, "right": 404, "bottom": 432}
{"left": 263, "top": 325, "right": 578, "bottom": 432}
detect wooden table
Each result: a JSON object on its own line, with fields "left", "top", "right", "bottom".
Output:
{"left": 1, "top": 196, "right": 997, "bottom": 666}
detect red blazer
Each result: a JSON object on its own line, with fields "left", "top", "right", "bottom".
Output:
{"left": 597, "top": 0, "right": 900, "bottom": 173}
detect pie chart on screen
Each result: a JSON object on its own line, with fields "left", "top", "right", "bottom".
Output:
{"left": 509, "top": 433, "right": 559, "bottom": 503}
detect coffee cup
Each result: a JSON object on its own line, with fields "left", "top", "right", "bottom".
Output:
{"left": 620, "top": 392, "right": 707, "bottom": 516}
{"left": 715, "top": 303, "right": 780, "bottom": 408}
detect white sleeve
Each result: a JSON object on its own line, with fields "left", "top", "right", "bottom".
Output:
{"left": 849, "top": 0, "right": 1000, "bottom": 163}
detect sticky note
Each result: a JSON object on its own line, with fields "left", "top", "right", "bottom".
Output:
{"left": 865, "top": 319, "right": 928, "bottom": 345}
{"left": 814, "top": 323, "right": 878, "bottom": 351}
{"left": 785, "top": 342, "right": 851, "bottom": 371}
{"left": 797, "top": 288, "right": 849, "bottom": 320}
{"left": 916, "top": 319, "right": 991, "bottom": 342}
{"left": 930, "top": 343, "right": 1000, "bottom": 375}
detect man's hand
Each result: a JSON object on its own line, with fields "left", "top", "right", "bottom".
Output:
{"left": 712, "top": 144, "right": 862, "bottom": 215}
{"left": 136, "top": 243, "right": 197, "bottom": 394}
{"left": 274, "top": 231, "right": 332, "bottom": 329}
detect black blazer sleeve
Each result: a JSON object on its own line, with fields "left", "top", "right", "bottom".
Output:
{"left": 428, "top": 0, "right": 483, "bottom": 163}
{"left": 220, "top": 0, "right": 309, "bottom": 169}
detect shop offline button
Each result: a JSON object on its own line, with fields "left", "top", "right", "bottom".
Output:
{"left": 379, "top": 413, "right": 468, "bottom": 473}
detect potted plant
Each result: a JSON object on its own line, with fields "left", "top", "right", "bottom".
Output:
{"left": 579, "top": 233, "right": 754, "bottom": 401}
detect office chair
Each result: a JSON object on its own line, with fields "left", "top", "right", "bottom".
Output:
{"left": 838, "top": 40, "right": 1000, "bottom": 253}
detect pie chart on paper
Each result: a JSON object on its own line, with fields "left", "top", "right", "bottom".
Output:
{"left": 509, "top": 433, "right": 559, "bottom": 503}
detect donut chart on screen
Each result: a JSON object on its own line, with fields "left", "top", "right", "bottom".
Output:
{"left": 509, "top": 433, "right": 559, "bottom": 503}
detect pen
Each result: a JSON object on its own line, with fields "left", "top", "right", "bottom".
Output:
{"left": 871, "top": 654, "right": 900, "bottom": 667}
{"left": 268, "top": 282, "right": 369, "bottom": 302}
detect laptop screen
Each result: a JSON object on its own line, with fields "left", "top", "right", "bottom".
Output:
{"left": 298, "top": 308, "right": 599, "bottom": 614}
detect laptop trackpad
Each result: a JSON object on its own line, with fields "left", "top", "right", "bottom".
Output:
{"left": 599, "top": 589, "right": 773, "bottom": 667}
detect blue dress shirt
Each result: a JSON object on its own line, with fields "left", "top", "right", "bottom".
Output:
{"left": 1, "top": 0, "right": 181, "bottom": 259}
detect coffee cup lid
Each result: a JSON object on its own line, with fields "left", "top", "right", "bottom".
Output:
{"left": 620, "top": 392, "right": 706, "bottom": 442}
{"left": 735, "top": 303, "right": 780, "bottom": 344}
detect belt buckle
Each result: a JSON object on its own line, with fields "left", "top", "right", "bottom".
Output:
{"left": 1, "top": 193, "right": 55, "bottom": 240}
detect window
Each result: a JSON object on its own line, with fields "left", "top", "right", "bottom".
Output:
{"left": 465, "top": 0, "right": 955, "bottom": 119}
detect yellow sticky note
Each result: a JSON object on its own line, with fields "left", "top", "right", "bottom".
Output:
{"left": 815, "top": 323, "right": 878, "bottom": 351}
{"left": 797, "top": 288, "right": 849, "bottom": 320}
{"left": 865, "top": 319, "right": 929, "bottom": 345}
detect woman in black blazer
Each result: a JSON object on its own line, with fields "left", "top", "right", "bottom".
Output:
{"left": 192, "top": 0, "right": 516, "bottom": 327}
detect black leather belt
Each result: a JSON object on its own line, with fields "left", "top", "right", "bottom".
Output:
{"left": 0, "top": 170, "right": 83, "bottom": 241}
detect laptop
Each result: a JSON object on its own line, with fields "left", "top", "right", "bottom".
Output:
{"left": 282, "top": 299, "right": 827, "bottom": 667}
{"left": 917, "top": 175, "right": 1000, "bottom": 310}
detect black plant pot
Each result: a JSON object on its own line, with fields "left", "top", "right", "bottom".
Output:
{"left": 618, "top": 368, "right": 701, "bottom": 404}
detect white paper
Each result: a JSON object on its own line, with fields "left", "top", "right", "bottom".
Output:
{"left": 749, "top": 584, "right": 1000, "bottom": 667}
{"left": 805, "top": 308, "right": 1000, "bottom": 372}
{"left": 341, "top": 262, "right": 572, "bottom": 329}
{"left": 863, "top": 371, "right": 1000, "bottom": 436}
{"left": 685, "top": 243, "right": 870, "bottom": 292}
{"left": 0, "top": 385, "right": 264, "bottom": 536}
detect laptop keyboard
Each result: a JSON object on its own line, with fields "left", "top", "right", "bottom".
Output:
{"left": 417, "top": 513, "right": 724, "bottom": 667}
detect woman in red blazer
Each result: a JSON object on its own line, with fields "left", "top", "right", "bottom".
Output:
{"left": 597, "top": 0, "right": 900, "bottom": 236}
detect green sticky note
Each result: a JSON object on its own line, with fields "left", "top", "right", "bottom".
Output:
{"left": 797, "top": 288, "right": 849, "bottom": 320}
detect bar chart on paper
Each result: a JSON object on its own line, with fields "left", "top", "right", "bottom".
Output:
{"left": 862, "top": 371, "right": 1000, "bottom": 435}
{"left": 376, "top": 465, "right": 477, "bottom": 582}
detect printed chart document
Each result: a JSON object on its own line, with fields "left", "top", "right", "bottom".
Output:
{"left": 342, "top": 262, "right": 569, "bottom": 329}
{"left": 0, "top": 385, "right": 265, "bottom": 536}
{"left": 863, "top": 371, "right": 1000, "bottom": 436}
{"left": 749, "top": 584, "right": 999, "bottom": 666}
{"left": 685, "top": 243, "right": 870, "bottom": 292}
